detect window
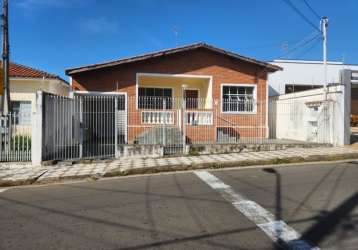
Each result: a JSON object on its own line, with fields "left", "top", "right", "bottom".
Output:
{"left": 11, "top": 101, "right": 32, "bottom": 125}
{"left": 222, "top": 85, "right": 255, "bottom": 112}
{"left": 138, "top": 87, "right": 172, "bottom": 109}
{"left": 285, "top": 84, "right": 322, "bottom": 94}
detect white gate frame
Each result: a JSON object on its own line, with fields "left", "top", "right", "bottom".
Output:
{"left": 33, "top": 91, "right": 128, "bottom": 165}
{"left": 73, "top": 91, "right": 128, "bottom": 160}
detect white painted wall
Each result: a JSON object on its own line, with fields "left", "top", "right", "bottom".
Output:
{"left": 269, "top": 85, "right": 350, "bottom": 146}
{"left": 268, "top": 60, "right": 358, "bottom": 96}
{"left": 10, "top": 77, "right": 70, "bottom": 112}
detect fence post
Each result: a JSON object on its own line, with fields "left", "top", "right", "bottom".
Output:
{"left": 214, "top": 99, "right": 218, "bottom": 142}
{"left": 32, "top": 91, "right": 43, "bottom": 166}
{"left": 340, "top": 69, "right": 352, "bottom": 145}
{"left": 114, "top": 97, "right": 119, "bottom": 158}
{"left": 79, "top": 96, "right": 83, "bottom": 159}
{"left": 163, "top": 99, "right": 166, "bottom": 147}
{"left": 182, "top": 97, "right": 186, "bottom": 154}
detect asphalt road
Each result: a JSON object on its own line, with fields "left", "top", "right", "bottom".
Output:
{"left": 0, "top": 161, "right": 357, "bottom": 250}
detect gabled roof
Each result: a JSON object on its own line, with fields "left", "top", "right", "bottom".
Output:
{"left": 66, "top": 42, "right": 282, "bottom": 75}
{"left": 10, "top": 62, "right": 67, "bottom": 83}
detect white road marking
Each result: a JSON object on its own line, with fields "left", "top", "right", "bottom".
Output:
{"left": 0, "top": 188, "right": 9, "bottom": 193}
{"left": 194, "top": 170, "right": 319, "bottom": 250}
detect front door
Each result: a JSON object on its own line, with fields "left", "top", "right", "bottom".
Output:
{"left": 184, "top": 89, "right": 199, "bottom": 109}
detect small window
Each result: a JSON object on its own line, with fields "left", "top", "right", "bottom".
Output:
{"left": 138, "top": 87, "right": 172, "bottom": 109}
{"left": 11, "top": 101, "right": 32, "bottom": 125}
{"left": 222, "top": 85, "right": 255, "bottom": 113}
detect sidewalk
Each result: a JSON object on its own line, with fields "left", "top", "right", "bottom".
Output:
{"left": 1, "top": 146, "right": 358, "bottom": 187}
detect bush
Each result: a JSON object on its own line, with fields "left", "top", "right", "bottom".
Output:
{"left": 10, "top": 135, "right": 31, "bottom": 151}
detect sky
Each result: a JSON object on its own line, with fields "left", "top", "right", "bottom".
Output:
{"left": 10, "top": 0, "right": 358, "bottom": 79}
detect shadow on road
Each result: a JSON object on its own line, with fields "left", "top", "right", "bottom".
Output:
{"left": 0, "top": 183, "right": 259, "bottom": 250}
{"left": 299, "top": 191, "right": 358, "bottom": 246}
{"left": 262, "top": 166, "right": 357, "bottom": 249}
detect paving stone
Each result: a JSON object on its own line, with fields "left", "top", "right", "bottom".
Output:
{"left": 1, "top": 147, "right": 358, "bottom": 186}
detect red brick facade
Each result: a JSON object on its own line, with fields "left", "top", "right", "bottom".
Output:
{"left": 69, "top": 48, "right": 272, "bottom": 142}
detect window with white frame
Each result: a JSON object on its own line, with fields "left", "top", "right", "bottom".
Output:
{"left": 138, "top": 87, "right": 172, "bottom": 109}
{"left": 222, "top": 85, "right": 256, "bottom": 112}
{"left": 11, "top": 101, "right": 32, "bottom": 125}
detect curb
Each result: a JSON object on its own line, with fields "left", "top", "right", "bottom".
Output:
{"left": 34, "top": 173, "right": 103, "bottom": 185}
{"left": 103, "top": 152, "right": 358, "bottom": 177}
{"left": 0, "top": 169, "right": 48, "bottom": 187}
{"left": 1, "top": 153, "right": 358, "bottom": 188}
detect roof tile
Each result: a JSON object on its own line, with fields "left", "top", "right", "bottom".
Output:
{"left": 9, "top": 62, "right": 61, "bottom": 80}
{"left": 66, "top": 42, "right": 282, "bottom": 75}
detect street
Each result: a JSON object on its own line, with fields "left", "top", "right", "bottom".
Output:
{"left": 0, "top": 161, "right": 357, "bottom": 250}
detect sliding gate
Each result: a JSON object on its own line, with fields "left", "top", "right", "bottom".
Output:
{"left": 42, "top": 93, "right": 126, "bottom": 161}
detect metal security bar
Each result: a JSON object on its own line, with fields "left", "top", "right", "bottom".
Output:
{"left": 127, "top": 96, "right": 333, "bottom": 156}
{"left": 41, "top": 93, "right": 335, "bottom": 161}
{"left": 42, "top": 93, "right": 126, "bottom": 162}
{"left": 0, "top": 113, "right": 31, "bottom": 162}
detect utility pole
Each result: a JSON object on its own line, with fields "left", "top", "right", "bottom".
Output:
{"left": 321, "top": 17, "right": 328, "bottom": 100}
{"left": 1, "top": 0, "right": 10, "bottom": 115}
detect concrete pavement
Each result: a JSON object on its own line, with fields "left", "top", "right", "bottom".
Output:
{"left": 1, "top": 146, "right": 358, "bottom": 187}
{"left": 0, "top": 161, "right": 357, "bottom": 249}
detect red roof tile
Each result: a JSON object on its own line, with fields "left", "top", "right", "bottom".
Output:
{"left": 66, "top": 42, "right": 282, "bottom": 75}
{"left": 9, "top": 62, "right": 63, "bottom": 80}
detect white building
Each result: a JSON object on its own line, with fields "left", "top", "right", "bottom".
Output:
{"left": 7, "top": 62, "right": 70, "bottom": 132}
{"left": 268, "top": 59, "right": 358, "bottom": 96}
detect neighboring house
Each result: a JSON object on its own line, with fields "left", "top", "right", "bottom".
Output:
{"left": 268, "top": 59, "right": 358, "bottom": 115}
{"left": 9, "top": 62, "right": 70, "bottom": 119}
{"left": 66, "top": 43, "right": 281, "bottom": 144}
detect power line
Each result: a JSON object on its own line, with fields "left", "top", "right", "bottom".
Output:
{"left": 238, "top": 37, "right": 305, "bottom": 50}
{"left": 277, "top": 33, "right": 321, "bottom": 59}
{"left": 281, "top": 0, "right": 321, "bottom": 33}
{"left": 295, "top": 36, "right": 321, "bottom": 59}
{"left": 301, "top": 0, "right": 321, "bottom": 20}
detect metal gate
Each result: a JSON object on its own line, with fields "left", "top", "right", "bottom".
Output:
{"left": 42, "top": 93, "right": 127, "bottom": 161}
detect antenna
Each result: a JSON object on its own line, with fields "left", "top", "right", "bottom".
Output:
{"left": 281, "top": 41, "right": 289, "bottom": 55}
{"left": 173, "top": 26, "right": 179, "bottom": 47}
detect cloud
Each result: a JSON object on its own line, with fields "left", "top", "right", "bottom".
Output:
{"left": 79, "top": 17, "right": 119, "bottom": 35}
{"left": 15, "top": 0, "right": 87, "bottom": 9}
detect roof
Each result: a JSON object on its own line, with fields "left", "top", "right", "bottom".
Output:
{"left": 66, "top": 42, "right": 282, "bottom": 75}
{"left": 9, "top": 62, "right": 67, "bottom": 83}
{"left": 273, "top": 59, "right": 344, "bottom": 65}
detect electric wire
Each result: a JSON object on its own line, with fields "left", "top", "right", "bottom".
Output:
{"left": 301, "top": 0, "right": 321, "bottom": 20}
{"left": 277, "top": 32, "right": 321, "bottom": 59}
{"left": 281, "top": 0, "right": 321, "bottom": 33}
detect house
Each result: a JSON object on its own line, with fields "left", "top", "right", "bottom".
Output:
{"left": 9, "top": 62, "right": 70, "bottom": 117}
{"left": 268, "top": 59, "right": 358, "bottom": 115}
{"left": 0, "top": 63, "right": 70, "bottom": 162}
{"left": 65, "top": 43, "right": 281, "bottom": 146}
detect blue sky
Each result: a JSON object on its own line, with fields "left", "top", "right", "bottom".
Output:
{"left": 11, "top": 0, "right": 358, "bottom": 79}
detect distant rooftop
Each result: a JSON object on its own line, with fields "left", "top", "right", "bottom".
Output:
{"left": 272, "top": 59, "right": 344, "bottom": 65}
{"left": 9, "top": 62, "right": 67, "bottom": 83}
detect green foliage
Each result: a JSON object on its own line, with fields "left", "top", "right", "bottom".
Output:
{"left": 10, "top": 135, "right": 31, "bottom": 151}
{"left": 188, "top": 147, "right": 200, "bottom": 156}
